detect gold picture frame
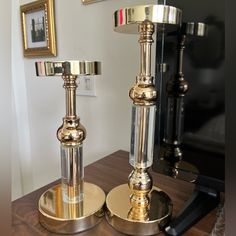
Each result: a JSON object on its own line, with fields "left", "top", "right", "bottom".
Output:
{"left": 82, "top": 0, "right": 105, "bottom": 5}
{"left": 20, "top": 0, "right": 56, "bottom": 57}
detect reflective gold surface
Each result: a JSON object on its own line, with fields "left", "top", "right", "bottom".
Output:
{"left": 35, "top": 61, "right": 100, "bottom": 147}
{"left": 113, "top": 5, "right": 182, "bottom": 34}
{"left": 128, "top": 168, "right": 153, "bottom": 221}
{"left": 56, "top": 75, "right": 86, "bottom": 147}
{"left": 57, "top": 117, "right": 86, "bottom": 147}
{"left": 35, "top": 60, "right": 101, "bottom": 76}
{"left": 36, "top": 59, "right": 104, "bottom": 233}
{"left": 129, "top": 21, "right": 156, "bottom": 106}
{"left": 39, "top": 182, "right": 105, "bottom": 234}
{"left": 126, "top": 21, "right": 160, "bottom": 227}
{"left": 108, "top": 6, "right": 175, "bottom": 235}
{"left": 106, "top": 184, "right": 172, "bottom": 235}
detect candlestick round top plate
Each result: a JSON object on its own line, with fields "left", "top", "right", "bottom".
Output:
{"left": 35, "top": 60, "right": 101, "bottom": 76}
{"left": 113, "top": 5, "right": 182, "bottom": 34}
{"left": 181, "top": 22, "right": 207, "bottom": 37}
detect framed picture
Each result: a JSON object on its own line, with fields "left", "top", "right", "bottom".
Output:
{"left": 20, "top": 0, "right": 56, "bottom": 57}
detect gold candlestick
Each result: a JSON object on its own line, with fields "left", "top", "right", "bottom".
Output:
{"left": 35, "top": 61, "right": 105, "bottom": 234}
{"left": 105, "top": 5, "right": 182, "bottom": 235}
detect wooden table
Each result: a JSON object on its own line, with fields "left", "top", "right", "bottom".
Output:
{"left": 12, "top": 150, "right": 217, "bottom": 236}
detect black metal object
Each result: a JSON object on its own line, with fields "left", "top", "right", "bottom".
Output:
{"left": 153, "top": 1, "right": 225, "bottom": 235}
{"left": 165, "top": 185, "right": 220, "bottom": 236}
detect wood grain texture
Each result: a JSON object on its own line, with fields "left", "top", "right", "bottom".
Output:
{"left": 12, "top": 150, "right": 217, "bottom": 236}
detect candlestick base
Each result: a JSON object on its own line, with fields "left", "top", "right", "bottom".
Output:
{"left": 106, "top": 184, "right": 172, "bottom": 235}
{"left": 38, "top": 182, "right": 105, "bottom": 234}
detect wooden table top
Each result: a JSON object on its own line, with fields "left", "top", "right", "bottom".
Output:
{"left": 12, "top": 150, "right": 217, "bottom": 236}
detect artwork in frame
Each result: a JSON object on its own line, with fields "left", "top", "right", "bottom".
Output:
{"left": 20, "top": 0, "right": 56, "bottom": 57}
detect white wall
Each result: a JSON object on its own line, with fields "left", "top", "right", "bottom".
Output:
{"left": 12, "top": 0, "right": 156, "bottom": 199}
{"left": 0, "top": 3, "right": 12, "bottom": 232}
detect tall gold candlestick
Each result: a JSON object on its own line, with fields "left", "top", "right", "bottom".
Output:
{"left": 105, "top": 5, "right": 182, "bottom": 235}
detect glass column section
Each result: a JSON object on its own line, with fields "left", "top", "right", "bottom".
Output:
{"left": 61, "top": 144, "right": 84, "bottom": 203}
{"left": 130, "top": 105, "right": 156, "bottom": 169}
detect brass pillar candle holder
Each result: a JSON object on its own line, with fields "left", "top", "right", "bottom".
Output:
{"left": 35, "top": 61, "right": 105, "bottom": 234}
{"left": 105, "top": 5, "right": 182, "bottom": 235}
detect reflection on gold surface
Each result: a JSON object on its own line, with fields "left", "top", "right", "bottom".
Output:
{"left": 113, "top": 5, "right": 182, "bottom": 34}
{"left": 106, "top": 184, "right": 172, "bottom": 235}
{"left": 35, "top": 60, "right": 101, "bottom": 76}
{"left": 41, "top": 186, "right": 84, "bottom": 218}
{"left": 128, "top": 168, "right": 152, "bottom": 221}
{"left": 39, "top": 182, "right": 105, "bottom": 234}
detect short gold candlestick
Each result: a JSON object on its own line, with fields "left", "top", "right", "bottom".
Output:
{"left": 35, "top": 61, "right": 105, "bottom": 234}
{"left": 105, "top": 5, "right": 182, "bottom": 235}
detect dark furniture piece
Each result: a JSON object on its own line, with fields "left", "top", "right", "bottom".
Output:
{"left": 153, "top": 1, "right": 224, "bottom": 235}
{"left": 12, "top": 150, "right": 218, "bottom": 236}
